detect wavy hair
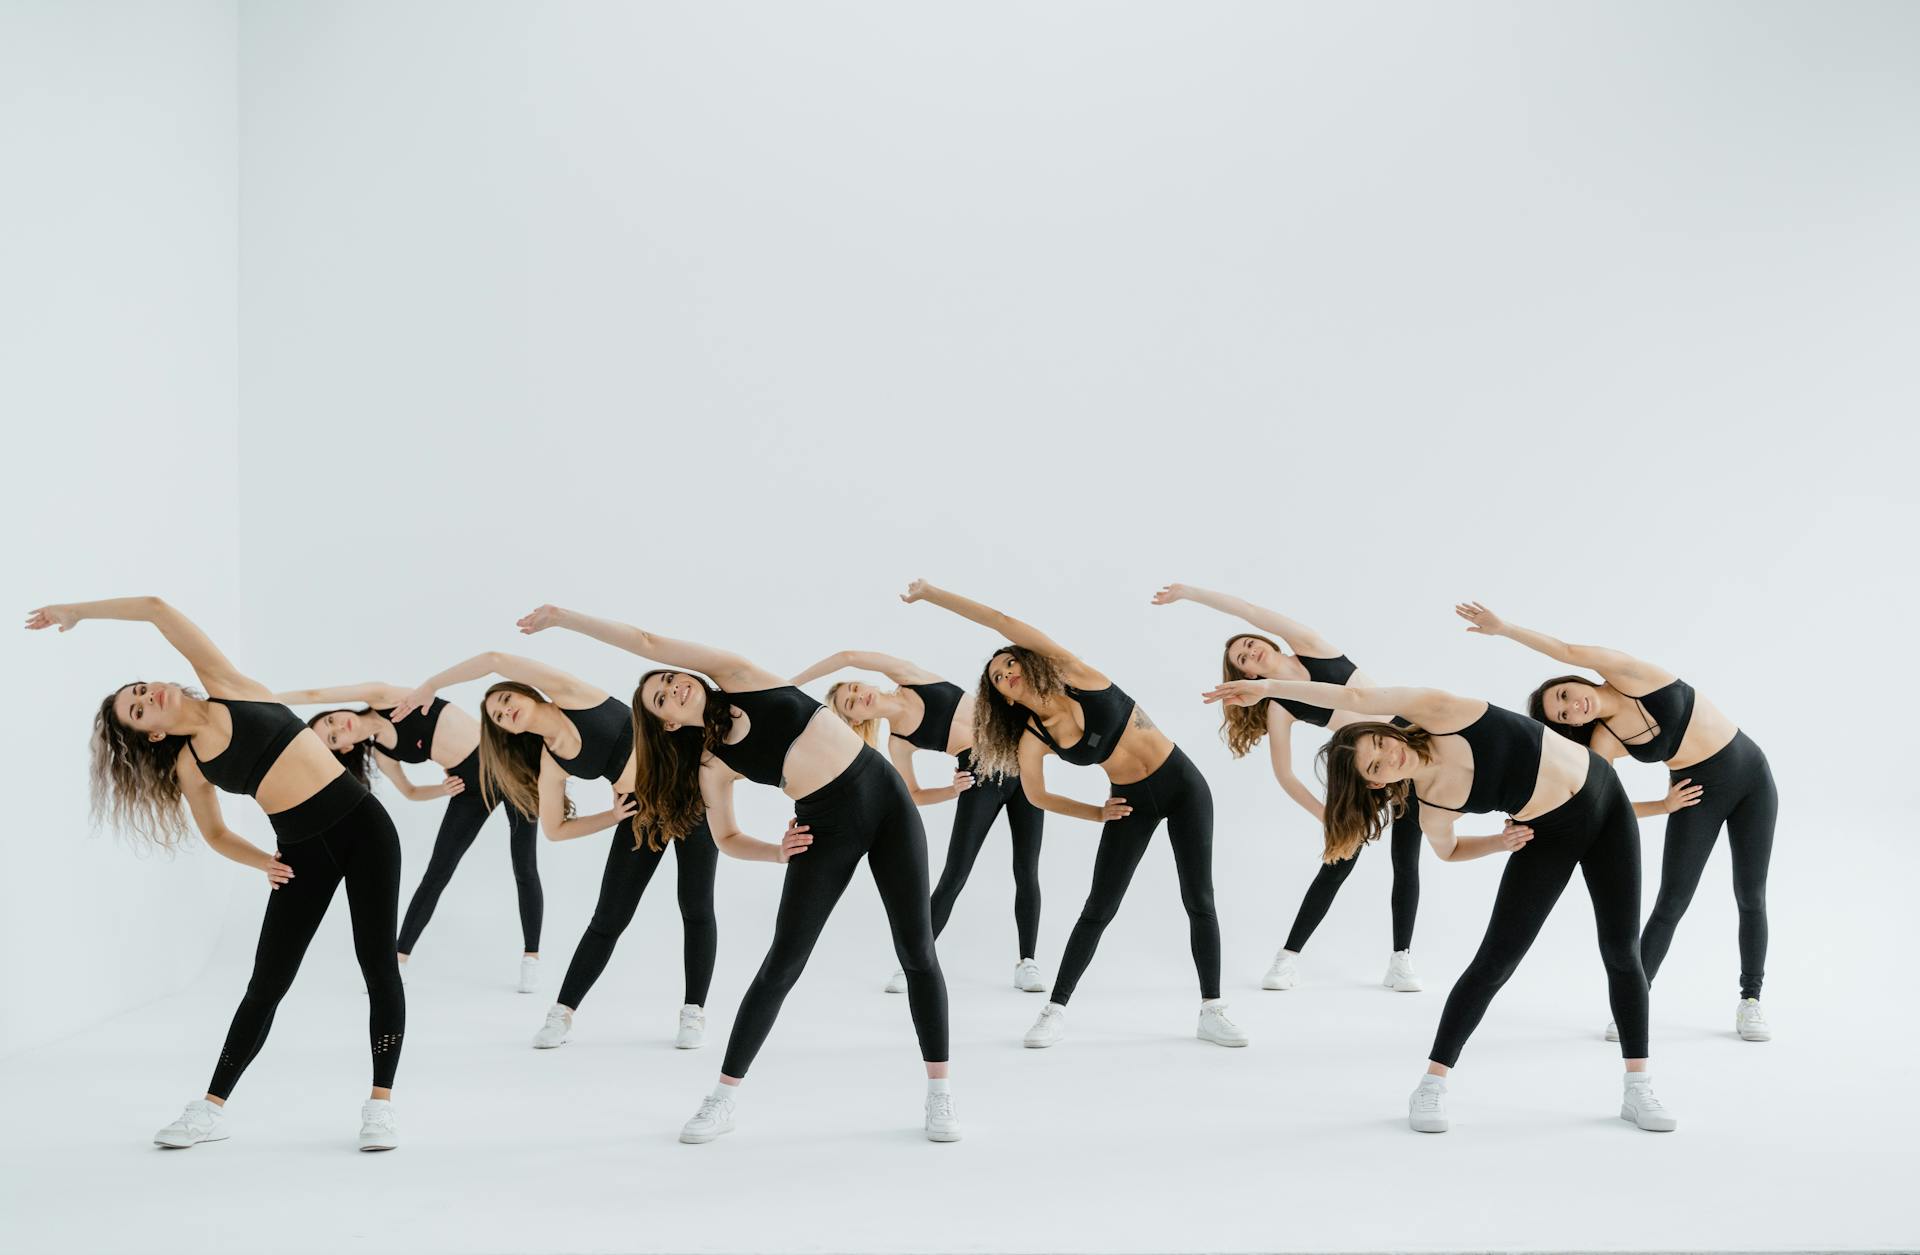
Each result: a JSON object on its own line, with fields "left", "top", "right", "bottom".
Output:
{"left": 824, "top": 681, "right": 883, "bottom": 747}
{"left": 968, "top": 646, "right": 1059, "bottom": 781}
{"left": 1317, "top": 721, "right": 1433, "bottom": 863}
{"left": 1218, "top": 632, "right": 1286, "bottom": 757}
{"left": 307, "top": 708, "right": 378, "bottom": 787}
{"left": 89, "top": 682, "right": 198, "bottom": 850}
{"left": 478, "top": 681, "right": 566, "bottom": 823}
{"left": 630, "top": 669, "right": 734, "bottom": 850}
{"left": 1526, "top": 674, "right": 1600, "bottom": 745}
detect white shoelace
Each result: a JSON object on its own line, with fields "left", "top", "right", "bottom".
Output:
{"left": 180, "top": 1106, "right": 215, "bottom": 1133}
{"left": 1627, "top": 1084, "right": 1667, "bottom": 1112}
{"left": 680, "top": 1009, "right": 703, "bottom": 1028}
{"left": 362, "top": 1107, "right": 396, "bottom": 1133}
{"left": 693, "top": 1096, "right": 730, "bottom": 1124}
{"left": 545, "top": 1010, "right": 568, "bottom": 1029}
{"left": 927, "top": 1092, "right": 956, "bottom": 1122}
{"left": 1206, "top": 1006, "right": 1239, "bottom": 1028}
{"left": 1412, "top": 1086, "right": 1443, "bottom": 1112}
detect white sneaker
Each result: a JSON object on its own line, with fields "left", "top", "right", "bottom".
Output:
{"left": 358, "top": 1099, "right": 399, "bottom": 1151}
{"left": 1382, "top": 949, "right": 1423, "bottom": 992}
{"left": 532, "top": 1005, "right": 572, "bottom": 1049}
{"left": 883, "top": 968, "right": 908, "bottom": 995}
{"left": 1013, "top": 958, "right": 1047, "bottom": 993}
{"left": 1262, "top": 949, "right": 1300, "bottom": 991}
{"left": 676, "top": 1004, "right": 706, "bottom": 1050}
{"left": 1620, "top": 1077, "right": 1678, "bottom": 1132}
{"left": 1736, "top": 998, "right": 1771, "bottom": 1042}
{"left": 1409, "top": 1079, "right": 1449, "bottom": 1132}
{"left": 1198, "top": 1000, "right": 1250, "bottom": 1047}
{"left": 925, "top": 1089, "right": 962, "bottom": 1142}
{"left": 679, "top": 1092, "right": 736, "bottom": 1144}
{"left": 1604, "top": 1019, "right": 1620, "bottom": 1043}
{"left": 517, "top": 955, "right": 539, "bottom": 994}
{"left": 153, "top": 1099, "right": 229, "bottom": 1149}
{"left": 1024, "top": 1003, "right": 1066, "bottom": 1048}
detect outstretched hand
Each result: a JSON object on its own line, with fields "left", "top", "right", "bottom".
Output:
{"left": 1150, "top": 584, "right": 1191, "bottom": 606}
{"left": 899, "top": 579, "right": 932, "bottom": 605}
{"left": 517, "top": 604, "right": 566, "bottom": 635}
{"left": 388, "top": 684, "right": 436, "bottom": 722}
{"left": 1201, "top": 679, "right": 1269, "bottom": 708}
{"left": 24, "top": 605, "right": 78, "bottom": 632}
{"left": 1455, "top": 601, "right": 1507, "bottom": 636}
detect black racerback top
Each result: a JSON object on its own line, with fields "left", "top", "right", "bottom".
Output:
{"left": 1428, "top": 703, "right": 1544, "bottom": 816}
{"left": 1275, "top": 654, "right": 1358, "bottom": 727}
{"left": 714, "top": 686, "right": 824, "bottom": 787}
{"left": 891, "top": 681, "right": 964, "bottom": 753}
{"left": 1600, "top": 679, "right": 1696, "bottom": 765}
{"left": 189, "top": 698, "right": 308, "bottom": 798}
{"left": 1027, "top": 682, "right": 1137, "bottom": 767}
{"left": 547, "top": 697, "right": 634, "bottom": 785}
{"left": 373, "top": 698, "right": 445, "bottom": 764}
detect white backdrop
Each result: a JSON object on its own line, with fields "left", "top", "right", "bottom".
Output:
{"left": 5, "top": 3, "right": 1920, "bottom": 1252}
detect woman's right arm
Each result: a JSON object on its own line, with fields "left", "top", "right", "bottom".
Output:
{"left": 519, "top": 605, "right": 785, "bottom": 691}
{"left": 535, "top": 753, "right": 633, "bottom": 842}
{"left": 791, "top": 650, "right": 939, "bottom": 687}
{"left": 274, "top": 682, "right": 411, "bottom": 708}
{"left": 1262, "top": 707, "right": 1325, "bottom": 822}
{"left": 1455, "top": 603, "right": 1676, "bottom": 692}
{"left": 27, "top": 598, "right": 267, "bottom": 698}
{"left": 391, "top": 651, "right": 604, "bottom": 720}
{"left": 1015, "top": 734, "right": 1130, "bottom": 824}
{"left": 1152, "top": 583, "right": 1339, "bottom": 657}
{"left": 1208, "top": 680, "right": 1483, "bottom": 733}
{"left": 901, "top": 580, "right": 1105, "bottom": 686}
{"left": 371, "top": 753, "right": 460, "bottom": 803}
{"left": 177, "top": 756, "right": 293, "bottom": 887}
{"left": 1418, "top": 805, "right": 1535, "bottom": 863}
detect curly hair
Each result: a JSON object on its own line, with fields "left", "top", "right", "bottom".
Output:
{"left": 1527, "top": 674, "right": 1602, "bottom": 745}
{"left": 630, "top": 669, "right": 734, "bottom": 850}
{"left": 823, "top": 681, "right": 883, "bottom": 747}
{"left": 967, "top": 646, "right": 1059, "bottom": 781}
{"left": 1317, "top": 721, "right": 1433, "bottom": 863}
{"left": 307, "top": 708, "right": 378, "bottom": 787}
{"left": 89, "top": 682, "right": 197, "bottom": 850}
{"left": 477, "top": 682, "right": 567, "bottom": 824}
{"left": 1218, "top": 632, "right": 1286, "bottom": 758}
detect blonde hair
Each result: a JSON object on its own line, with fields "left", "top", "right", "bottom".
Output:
{"left": 824, "top": 681, "right": 883, "bottom": 747}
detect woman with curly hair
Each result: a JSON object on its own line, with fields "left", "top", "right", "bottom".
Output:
{"left": 514, "top": 603, "right": 959, "bottom": 1145}
{"left": 26, "top": 596, "right": 407, "bottom": 1151}
{"left": 274, "top": 680, "right": 543, "bottom": 992}
{"left": 791, "top": 649, "right": 1048, "bottom": 995}
{"left": 388, "top": 653, "right": 715, "bottom": 1052}
{"left": 905, "top": 580, "right": 1247, "bottom": 1053}
{"left": 1152, "top": 583, "right": 1422, "bottom": 994}
{"left": 1204, "top": 673, "right": 1679, "bottom": 1135}
{"left": 1457, "top": 601, "right": 1773, "bottom": 1043}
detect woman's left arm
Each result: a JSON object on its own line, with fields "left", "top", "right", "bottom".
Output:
{"left": 27, "top": 597, "right": 265, "bottom": 698}
{"left": 1455, "top": 603, "right": 1676, "bottom": 692}
{"left": 700, "top": 761, "right": 816, "bottom": 863}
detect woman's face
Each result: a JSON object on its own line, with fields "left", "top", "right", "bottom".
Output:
{"left": 1540, "top": 680, "right": 1602, "bottom": 726}
{"left": 1353, "top": 731, "right": 1413, "bottom": 787}
{"left": 113, "top": 681, "right": 188, "bottom": 741}
{"left": 486, "top": 689, "right": 538, "bottom": 732}
{"left": 832, "top": 682, "right": 879, "bottom": 723}
{"left": 988, "top": 652, "right": 1027, "bottom": 704}
{"left": 640, "top": 671, "right": 707, "bottom": 731}
{"left": 1227, "top": 635, "right": 1277, "bottom": 677}
{"left": 312, "top": 710, "right": 370, "bottom": 752}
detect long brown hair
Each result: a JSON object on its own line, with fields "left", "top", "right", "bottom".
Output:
{"left": 1317, "top": 721, "right": 1433, "bottom": 863}
{"left": 478, "top": 681, "right": 565, "bottom": 823}
{"left": 1527, "top": 674, "right": 1602, "bottom": 745}
{"left": 968, "top": 646, "right": 1059, "bottom": 781}
{"left": 1218, "top": 632, "right": 1286, "bottom": 757}
{"left": 89, "top": 682, "right": 195, "bottom": 850}
{"left": 630, "top": 669, "right": 734, "bottom": 849}
{"left": 308, "top": 708, "right": 377, "bottom": 786}
{"left": 824, "top": 681, "right": 882, "bottom": 747}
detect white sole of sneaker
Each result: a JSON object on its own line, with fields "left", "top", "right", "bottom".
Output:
{"left": 153, "top": 1132, "right": 229, "bottom": 1149}
{"left": 1022, "top": 1038, "right": 1059, "bottom": 1049}
{"left": 926, "top": 1129, "right": 962, "bottom": 1143}
{"left": 675, "top": 1039, "right": 703, "bottom": 1050}
{"left": 1261, "top": 977, "right": 1296, "bottom": 991}
{"left": 1619, "top": 1106, "right": 1677, "bottom": 1133}
{"left": 359, "top": 1142, "right": 397, "bottom": 1152}
{"left": 1198, "top": 1035, "right": 1249, "bottom": 1048}
{"left": 1409, "top": 1120, "right": 1449, "bottom": 1134}
{"left": 679, "top": 1124, "right": 733, "bottom": 1145}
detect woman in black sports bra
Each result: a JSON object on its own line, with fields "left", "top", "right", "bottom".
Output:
{"left": 27, "top": 596, "right": 407, "bottom": 1152}
{"left": 514, "top": 603, "right": 959, "bottom": 1146}
{"left": 904, "top": 580, "right": 1247, "bottom": 1053}
{"left": 792, "top": 649, "right": 1049, "bottom": 994}
{"left": 390, "top": 652, "right": 716, "bottom": 1053}
{"left": 274, "top": 680, "right": 543, "bottom": 993}
{"left": 1206, "top": 674, "right": 1679, "bottom": 1136}
{"left": 1154, "top": 583, "right": 1424, "bottom": 995}
{"left": 1458, "top": 602, "right": 1777, "bottom": 1043}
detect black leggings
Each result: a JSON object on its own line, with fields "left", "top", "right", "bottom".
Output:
{"left": 1284, "top": 801, "right": 1421, "bottom": 953}
{"left": 929, "top": 749, "right": 1045, "bottom": 959}
{"left": 396, "top": 756, "right": 542, "bottom": 955}
{"left": 1642, "top": 730, "right": 1776, "bottom": 1000}
{"left": 1051, "top": 746, "right": 1221, "bottom": 1006}
{"left": 1429, "top": 752, "right": 1648, "bottom": 1067}
{"left": 208, "top": 778, "right": 405, "bottom": 1099}
{"left": 557, "top": 817, "right": 719, "bottom": 1010}
{"left": 722, "top": 747, "right": 947, "bottom": 1077}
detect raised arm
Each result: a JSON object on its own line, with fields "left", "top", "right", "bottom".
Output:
{"left": 392, "top": 650, "right": 606, "bottom": 720}
{"left": 518, "top": 605, "right": 782, "bottom": 691}
{"left": 1206, "top": 680, "right": 1484, "bottom": 733}
{"left": 176, "top": 754, "right": 295, "bottom": 886}
{"left": 26, "top": 597, "right": 263, "bottom": 698}
{"left": 1455, "top": 603, "right": 1675, "bottom": 693}
{"left": 901, "top": 580, "right": 1103, "bottom": 685}
{"left": 790, "top": 650, "right": 940, "bottom": 687}
{"left": 274, "top": 681, "right": 412, "bottom": 708}
{"left": 1152, "top": 583, "right": 1338, "bottom": 658}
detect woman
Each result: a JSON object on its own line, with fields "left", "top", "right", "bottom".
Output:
{"left": 514, "top": 604, "right": 958, "bottom": 1145}
{"left": 906, "top": 580, "right": 1247, "bottom": 1051}
{"left": 1458, "top": 602, "right": 1775, "bottom": 1043}
{"left": 27, "top": 597, "right": 406, "bottom": 1151}
{"left": 1204, "top": 673, "right": 1679, "bottom": 1134}
{"left": 791, "top": 649, "right": 1047, "bottom": 994}
{"left": 276, "top": 681, "right": 543, "bottom": 993}
{"left": 389, "top": 653, "right": 715, "bottom": 1052}
{"left": 1153, "top": 582, "right": 1422, "bottom": 993}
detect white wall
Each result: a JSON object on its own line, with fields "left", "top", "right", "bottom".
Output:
{"left": 0, "top": 2, "right": 240, "bottom": 1054}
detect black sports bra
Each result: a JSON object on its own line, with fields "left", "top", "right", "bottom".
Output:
{"left": 891, "top": 681, "right": 964, "bottom": 753}
{"left": 1600, "top": 679, "right": 1696, "bottom": 765}
{"left": 189, "top": 698, "right": 308, "bottom": 798}
{"left": 1027, "top": 682, "right": 1137, "bottom": 767}
{"left": 374, "top": 698, "right": 445, "bottom": 764}
{"left": 547, "top": 697, "right": 633, "bottom": 785}
{"left": 1275, "top": 654, "right": 1358, "bottom": 727}
{"left": 1425, "top": 704, "right": 1544, "bottom": 816}
{"left": 714, "top": 686, "right": 824, "bottom": 788}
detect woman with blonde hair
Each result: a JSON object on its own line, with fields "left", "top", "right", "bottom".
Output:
{"left": 792, "top": 649, "right": 1047, "bottom": 994}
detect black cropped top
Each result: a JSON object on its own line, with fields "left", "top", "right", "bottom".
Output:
{"left": 1275, "top": 654, "right": 1358, "bottom": 727}
{"left": 189, "top": 698, "right": 308, "bottom": 798}
{"left": 714, "top": 686, "right": 824, "bottom": 787}
{"left": 1027, "top": 682, "right": 1137, "bottom": 767}
{"left": 547, "top": 697, "right": 634, "bottom": 785}
{"left": 891, "top": 681, "right": 964, "bottom": 753}
{"left": 1601, "top": 679, "right": 1696, "bottom": 765}
{"left": 374, "top": 698, "right": 445, "bottom": 764}
{"left": 1430, "top": 703, "right": 1544, "bottom": 816}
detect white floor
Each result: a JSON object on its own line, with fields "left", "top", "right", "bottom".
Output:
{"left": 4, "top": 808, "right": 1913, "bottom": 1254}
